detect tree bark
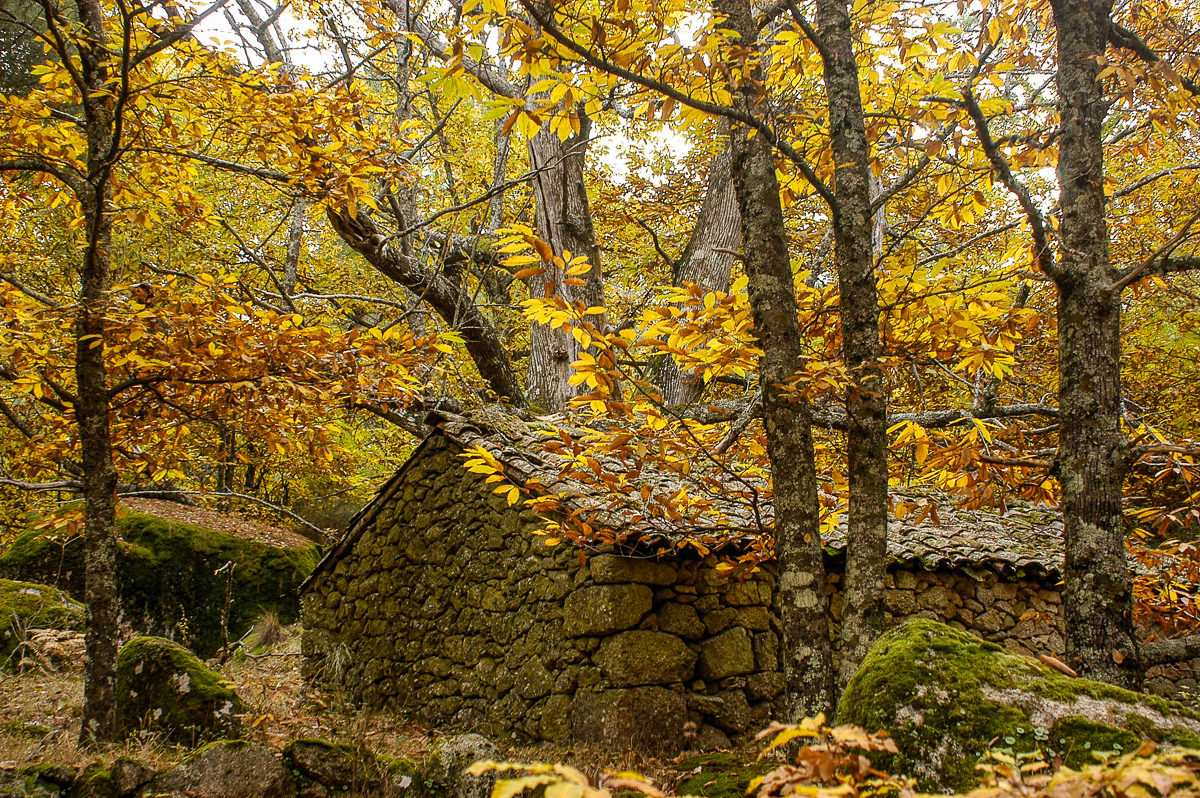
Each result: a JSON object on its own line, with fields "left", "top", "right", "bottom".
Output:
{"left": 814, "top": 0, "right": 889, "bottom": 690}
{"left": 525, "top": 113, "right": 605, "bottom": 411}
{"left": 327, "top": 207, "right": 526, "bottom": 405}
{"left": 656, "top": 138, "right": 741, "bottom": 406}
{"left": 74, "top": 0, "right": 120, "bottom": 744}
{"left": 716, "top": 0, "right": 835, "bottom": 719}
{"left": 1050, "top": 0, "right": 1141, "bottom": 688}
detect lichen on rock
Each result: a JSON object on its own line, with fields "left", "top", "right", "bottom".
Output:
{"left": 838, "top": 618, "right": 1200, "bottom": 792}
{"left": 116, "top": 636, "right": 246, "bottom": 743}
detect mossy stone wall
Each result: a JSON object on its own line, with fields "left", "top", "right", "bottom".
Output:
{"left": 301, "top": 434, "right": 1073, "bottom": 750}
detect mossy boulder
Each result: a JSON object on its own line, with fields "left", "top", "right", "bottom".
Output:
{"left": 284, "top": 738, "right": 422, "bottom": 795}
{"left": 286, "top": 738, "right": 377, "bottom": 791}
{"left": 426, "top": 733, "right": 499, "bottom": 798}
{"left": 838, "top": 619, "right": 1200, "bottom": 792}
{"left": 116, "top": 637, "right": 245, "bottom": 743}
{"left": 0, "top": 510, "right": 319, "bottom": 656}
{"left": 0, "top": 579, "right": 85, "bottom": 666}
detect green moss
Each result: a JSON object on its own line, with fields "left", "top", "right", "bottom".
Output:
{"left": 67, "top": 764, "right": 115, "bottom": 798}
{"left": 838, "top": 619, "right": 1200, "bottom": 793}
{"left": 0, "top": 512, "right": 319, "bottom": 656}
{"left": 1049, "top": 718, "right": 1140, "bottom": 770}
{"left": 675, "top": 753, "right": 776, "bottom": 798}
{"left": 3, "top": 719, "right": 52, "bottom": 738}
{"left": 0, "top": 579, "right": 84, "bottom": 665}
{"left": 116, "top": 637, "right": 246, "bottom": 744}
{"left": 18, "top": 763, "right": 76, "bottom": 787}
{"left": 1, "top": 770, "right": 65, "bottom": 798}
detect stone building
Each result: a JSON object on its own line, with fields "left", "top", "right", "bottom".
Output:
{"left": 300, "top": 407, "right": 1066, "bottom": 752}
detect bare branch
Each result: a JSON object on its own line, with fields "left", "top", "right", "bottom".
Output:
{"left": 0, "top": 158, "right": 87, "bottom": 198}
{"left": 119, "top": 489, "right": 326, "bottom": 536}
{"left": 517, "top": 0, "right": 837, "bottom": 209}
{"left": 1109, "top": 209, "right": 1200, "bottom": 291}
{"left": 132, "top": 148, "right": 290, "bottom": 182}
{"left": 0, "top": 476, "right": 80, "bottom": 491}
{"left": 977, "top": 453, "right": 1054, "bottom": 469}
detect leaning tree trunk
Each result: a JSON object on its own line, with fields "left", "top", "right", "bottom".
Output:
{"left": 75, "top": 0, "right": 121, "bottom": 744}
{"left": 716, "top": 0, "right": 835, "bottom": 719}
{"left": 1049, "top": 0, "right": 1140, "bottom": 688}
{"left": 656, "top": 138, "right": 741, "bottom": 406}
{"left": 526, "top": 112, "right": 605, "bottom": 411}
{"left": 815, "top": 0, "right": 889, "bottom": 690}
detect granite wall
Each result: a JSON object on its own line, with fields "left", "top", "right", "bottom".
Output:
{"left": 301, "top": 435, "right": 1066, "bottom": 752}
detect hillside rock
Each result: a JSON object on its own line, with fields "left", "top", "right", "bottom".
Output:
{"left": 0, "top": 509, "right": 318, "bottom": 656}
{"left": 838, "top": 619, "right": 1200, "bottom": 792}
{"left": 138, "top": 741, "right": 294, "bottom": 798}
{"left": 116, "top": 637, "right": 245, "bottom": 743}
{"left": 0, "top": 579, "right": 85, "bottom": 667}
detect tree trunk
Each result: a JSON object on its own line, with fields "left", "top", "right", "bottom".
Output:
{"left": 656, "top": 138, "right": 741, "bottom": 406}
{"left": 526, "top": 113, "right": 605, "bottom": 411}
{"left": 1050, "top": 0, "right": 1140, "bottom": 688}
{"left": 75, "top": 0, "right": 120, "bottom": 744}
{"left": 815, "top": 0, "right": 889, "bottom": 690}
{"left": 716, "top": 0, "right": 835, "bottom": 719}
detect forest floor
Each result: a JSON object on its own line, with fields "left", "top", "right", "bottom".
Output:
{"left": 0, "top": 626, "right": 729, "bottom": 794}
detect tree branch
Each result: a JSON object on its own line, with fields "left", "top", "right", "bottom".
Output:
{"left": 119, "top": 489, "right": 326, "bottom": 536}
{"left": 0, "top": 476, "right": 81, "bottom": 491}
{"left": 1141, "top": 635, "right": 1200, "bottom": 667}
{"left": 0, "top": 158, "right": 87, "bottom": 198}
{"left": 1109, "top": 209, "right": 1200, "bottom": 291}
{"left": 1114, "top": 255, "right": 1200, "bottom": 289}
{"left": 1108, "top": 22, "right": 1200, "bottom": 95}
{"left": 517, "top": 0, "right": 837, "bottom": 209}
{"left": 960, "top": 87, "right": 1060, "bottom": 281}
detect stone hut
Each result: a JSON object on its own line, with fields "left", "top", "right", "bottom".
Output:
{"left": 301, "top": 407, "right": 1065, "bottom": 752}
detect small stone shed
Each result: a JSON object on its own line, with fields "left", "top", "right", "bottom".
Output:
{"left": 301, "top": 408, "right": 1066, "bottom": 752}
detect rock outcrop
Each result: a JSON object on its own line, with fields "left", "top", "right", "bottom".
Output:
{"left": 140, "top": 741, "right": 295, "bottom": 798}
{"left": 0, "top": 509, "right": 319, "bottom": 656}
{"left": 838, "top": 619, "right": 1200, "bottom": 792}
{"left": 116, "top": 637, "right": 245, "bottom": 743}
{"left": 0, "top": 579, "right": 85, "bottom": 668}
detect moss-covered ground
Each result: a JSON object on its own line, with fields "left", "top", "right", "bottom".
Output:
{"left": 0, "top": 512, "right": 319, "bottom": 656}
{"left": 674, "top": 753, "right": 778, "bottom": 798}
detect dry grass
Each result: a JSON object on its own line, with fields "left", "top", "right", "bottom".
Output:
{"left": 0, "top": 627, "right": 434, "bottom": 773}
{"left": 0, "top": 627, "right": 721, "bottom": 793}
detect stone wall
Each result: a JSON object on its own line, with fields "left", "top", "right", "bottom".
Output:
{"left": 301, "top": 434, "right": 1066, "bottom": 751}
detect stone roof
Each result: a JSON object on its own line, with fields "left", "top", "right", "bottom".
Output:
{"left": 305, "top": 405, "right": 1064, "bottom": 588}
{"left": 430, "top": 406, "right": 1063, "bottom": 574}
